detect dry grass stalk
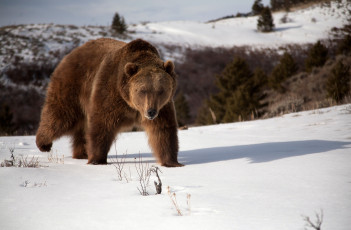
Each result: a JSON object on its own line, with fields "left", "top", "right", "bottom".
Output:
{"left": 187, "top": 194, "right": 191, "bottom": 214}
{"left": 167, "top": 186, "right": 182, "bottom": 216}
{"left": 47, "top": 150, "right": 64, "bottom": 164}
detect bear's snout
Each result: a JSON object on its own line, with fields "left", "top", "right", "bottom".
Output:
{"left": 146, "top": 108, "right": 158, "bottom": 120}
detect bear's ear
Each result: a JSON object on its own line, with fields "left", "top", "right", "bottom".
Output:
{"left": 124, "top": 62, "right": 139, "bottom": 77}
{"left": 164, "top": 60, "right": 174, "bottom": 75}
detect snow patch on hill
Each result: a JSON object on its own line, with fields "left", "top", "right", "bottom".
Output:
{"left": 0, "top": 0, "right": 349, "bottom": 70}
{"left": 128, "top": 0, "right": 350, "bottom": 48}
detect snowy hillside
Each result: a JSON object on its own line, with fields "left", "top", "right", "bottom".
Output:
{"left": 1, "top": 104, "right": 350, "bottom": 230}
{"left": 0, "top": 0, "right": 350, "bottom": 70}
{"left": 129, "top": 0, "right": 350, "bottom": 48}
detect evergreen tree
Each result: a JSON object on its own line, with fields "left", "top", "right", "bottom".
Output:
{"left": 111, "top": 12, "right": 127, "bottom": 34}
{"left": 337, "top": 34, "right": 351, "bottom": 55}
{"left": 204, "top": 57, "right": 264, "bottom": 123}
{"left": 269, "top": 52, "right": 298, "bottom": 92}
{"left": 270, "top": 0, "right": 282, "bottom": 11}
{"left": 174, "top": 91, "right": 190, "bottom": 127}
{"left": 252, "top": 0, "right": 264, "bottom": 15}
{"left": 257, "top": 7, "right": 275, "bottom": 33}
{"left": 326, "top": 60, "right": 350, "bottom": 103}
{"left": 305, "top": 41, "right": 328, "bottom": 72}
{"left": 195, "top": 103, "right": 216, "bottom": 125}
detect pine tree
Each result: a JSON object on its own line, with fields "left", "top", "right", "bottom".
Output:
{"left": 203, "top": 57, "right": 265, "bottom": 123}
{"left": 174, "top": 91, "right": 190, "bottom": 127}
{"left": 257, "top": 7, "right": 275, "bottom": 33}
{"left": 111, "top": 12, "right": 127, "bottom": 34}
{"left": 337, "top": 34, "right": 351, "bottom": 55}
{"left": 326, "top": 60, "right": 350, "bottom": 103}
{"left": 207, "top": 58, "right": 251, "bottom": 122}
{"left": 305, "top": 41, "right": 328, "bottom": 72}
{"left": 269, "top": 52, "right": 298, "bottom": 92}
{"left": 252, "top": 0, "right": 264, "bottom": 15}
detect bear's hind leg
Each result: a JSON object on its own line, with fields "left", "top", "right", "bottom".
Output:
{"left": 36, "top": 102, "right": 80, "bottom": 152}
{"left": 72, "top": 122, "right": 88, "bottom": 159}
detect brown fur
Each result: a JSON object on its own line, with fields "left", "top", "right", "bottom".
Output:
{"left": 36, "top": 38, "right": 183, "bottom": 167}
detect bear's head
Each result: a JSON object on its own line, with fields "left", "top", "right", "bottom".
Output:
{"left": 123, "top": 60, "right": 176, "bottom": 120}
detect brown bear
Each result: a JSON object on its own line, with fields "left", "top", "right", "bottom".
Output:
{"left": 36, "top": 38, "right": 183, "bottom": 167}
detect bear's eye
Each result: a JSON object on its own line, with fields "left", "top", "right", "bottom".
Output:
{"left": 140, "top": 89, "right": 147, "bottom": 95}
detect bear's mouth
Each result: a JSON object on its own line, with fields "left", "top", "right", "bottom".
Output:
{"left": 145, "top": 114, "right": 158, "bottom": 120}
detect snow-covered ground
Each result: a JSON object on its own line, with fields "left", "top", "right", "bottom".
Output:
{"left": 0, "top": 104, "right": 350, "bottom": 230}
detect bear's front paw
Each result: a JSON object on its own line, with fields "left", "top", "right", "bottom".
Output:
{"left": 161, "top": 161, "right": 184, "bottom": 167}
{"left": 87, "top": 158, "right": 107, "bottom": 165}
{"left": 37, "top": 142, "right": 52, "bottom": 152}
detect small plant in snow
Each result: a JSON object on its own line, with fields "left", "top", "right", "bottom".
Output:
{"left": 47, "top": 150, "right": 64, "bottom": 164}
{"left": 150, "top": 166, "right": 162, "bottom": 194}
{"left": 187, "top": 194, "right": 191, "bottom": 214}
{"left": 167, "top": 186, "right": 192, "bottom": 216}
{"left": 22, "top": 180, "right": 30, "bottom": 187}
{"left": 1, "top": 147, "right": 41, "bottom": 168}
{"left": 167, "top": 186, "right": 182, "bottom": 216}
{"left": 110, "top": 144, "right": 128, "bottom": 181}
{"left": 22, "top": 180, "right": 47, "bottom": 188}
{"left": 302, "top": 209, "right": 323, "bottom": 230}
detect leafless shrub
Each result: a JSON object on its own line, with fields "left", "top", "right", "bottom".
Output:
{"left": 280, "top": 14, "right": 293, "bottom": 23}
{"left": 0, "top": 147, "right": 41, "bottom": 168}
{"left": 302, "top": 209, "right": 323, "bottom": 230}
{"left": 19, "top": 155, "right": 40, "bottom": 168}
{"left": 135, "top": 152, "right": 151, "bottom": 196}
{"left": 110, "top": 143, "right": 128, "bottom": 181}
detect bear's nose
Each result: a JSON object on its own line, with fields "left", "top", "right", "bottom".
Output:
{"left": 146, "top": 108, "right": 157, "bottom": 120}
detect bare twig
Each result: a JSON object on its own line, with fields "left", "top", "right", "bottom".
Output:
{"left": 111, "top": 144, "right": 127, "bottom": 181}
{"left": 123, "top": 167, "right": 132, "bottom": 183}
{"left": 302, "top": 209, "right": 324, "bottom": 230}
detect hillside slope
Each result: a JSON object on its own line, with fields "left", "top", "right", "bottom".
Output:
{"left": 0, "top": 0, "right": 350, "bottom": 135}
{"left": 129, "top": 0, "right": 349, "bottom": 49}
{"left": 0, "top": 104, "right": 350, "bottom": 230}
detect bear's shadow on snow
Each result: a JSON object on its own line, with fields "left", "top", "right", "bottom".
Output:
{"left": 178, "top": 140, "right": 351, "bottom": 165}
